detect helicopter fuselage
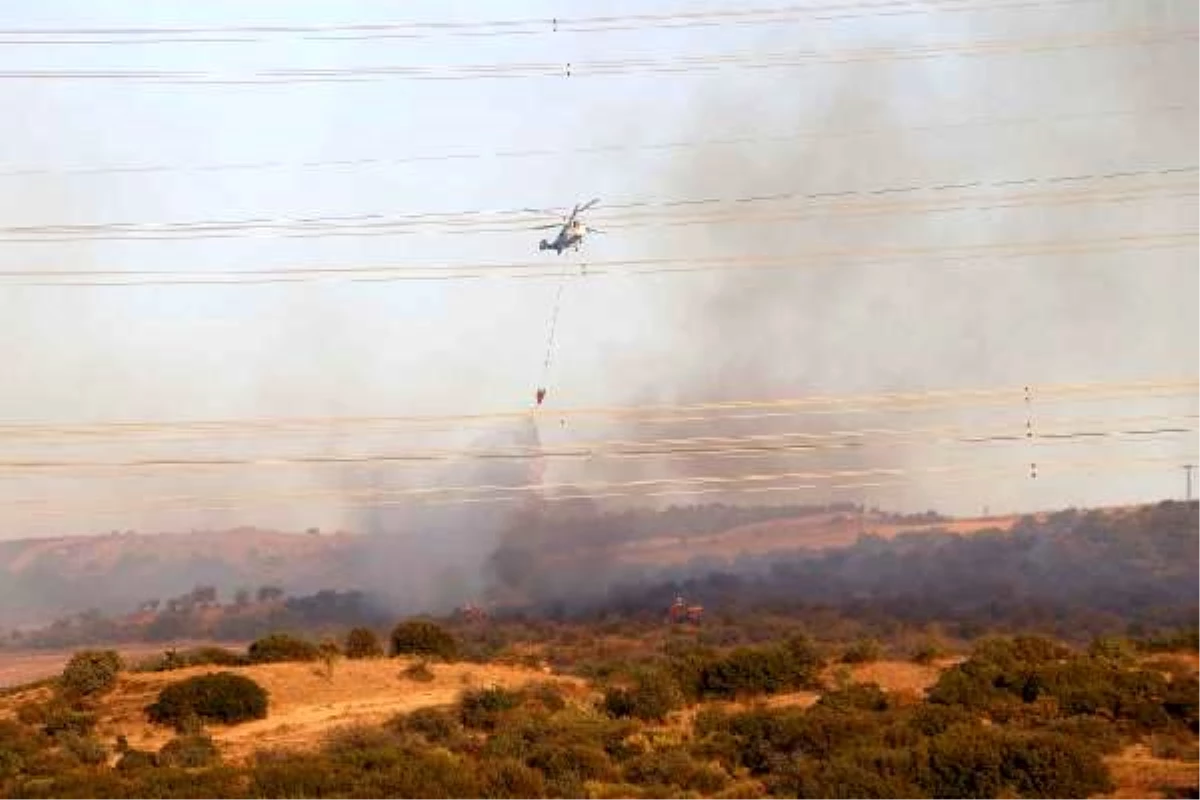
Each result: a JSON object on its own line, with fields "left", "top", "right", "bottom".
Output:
{"left": 539, "top": 221, "right": 586, "bottom": 254}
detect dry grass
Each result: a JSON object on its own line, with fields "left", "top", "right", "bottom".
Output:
{"left": 0, "top": 641, "right": 245, "bottom": 690}
{"left": 0, "top": 657, "right": 583, "bottom": 762}
{"left": 1102, "top": 745, "right": 1199, "bottom": 799}
{"left": 605, "top": 512, "right": 1029, "bottom": 567}
{"left": 841, "top": 659, "right": 957, "bottom": 694}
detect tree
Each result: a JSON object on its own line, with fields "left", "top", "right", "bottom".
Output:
{"left": 256, "top": 586, "right": 285, "bottom": 603}
{"left": 60, "top": 650, "right": 122, "bottom": 699}
{"left": 233, "top": 589, "right": 251, "bottom": 608}
{"left": 145, "top": 672, "right": 268, "bottom": 728}
{"left": 345, "top": 627, "right": 384, "bottom": 659}
{"left": 389, "top": 619, "right": 457, "bottom": 660}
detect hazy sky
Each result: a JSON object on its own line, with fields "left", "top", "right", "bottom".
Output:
{"left": 0, "top": 0, "right": 1196, "bottom": 539}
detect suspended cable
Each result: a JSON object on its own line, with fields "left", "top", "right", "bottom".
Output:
{"left": 0, "top": 0, "right": 1118, "bottom": 44}
{"left": 2, "top": 377, "right": 1192, "bottom": 439}
{"left": 5, "top": 232, "right": 1194, "bottom": 288}
{"left": 0, "top": 28, "right": 1191, "bottom": 84}
{"left": 11, "top": 454, "right": 1192, "bottom": 518}
{"left": 1, "top": 416, "right": 1192, "bottom": 474}
{"left": 2, "top": 165, "right": 1191, "bottom": 244}
{"left": 0, "top": 105, "right": 1188, "bottom": 180}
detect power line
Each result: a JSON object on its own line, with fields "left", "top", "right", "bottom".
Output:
{"left": 4, "top": 165, "right": 1191, "bottom": 243}
{"left": 0, "top": 0, "right": 1118, "bottom": 43}
{"left": 11, "top": 454, "right": 1192, "bottom": 517}
{"left": 1, "top": 104, "right": 1187, "bottom": 180}
{"left": 2, "top": 377, "right": 1192, "bottom": 437}
{"left": 0, "top": 28, "right": 1191, "bottom": 84}
{"left": 6, "top": 232, "right": 1195, "bottom": 288}
{"left": 2, "top": 418, "right": 1191, "bottom": 474}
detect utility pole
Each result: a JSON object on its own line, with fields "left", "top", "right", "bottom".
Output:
{"left": 1185, "top": 464, "right": 1195, "bottom": 502}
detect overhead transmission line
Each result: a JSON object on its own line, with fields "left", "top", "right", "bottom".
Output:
{"left": 11, "top": 455, "right": 1192, "bottom": 518}
{"left": 3, "top": 377, "right": 1192, "bottom": 438}
{"left": 7, "top": 232, "right": 1196, "bottom": 288}
{"left": 4, "top": 164, "right": 1191, "bottom": 243}
{"left": 0, "top": 0, "right": 1124, "bottom": 44}
{"left": 3, "top": 415, "right": 1192, "bottom": 474}
{"left": 1, "top": 105, "right": 1188, "bottom": 179}
{"left": 0, "top": 28, "right": 1191, "bottom": 84}
{"left": 7, "top": 183, "right": 1192, "bottom": 243}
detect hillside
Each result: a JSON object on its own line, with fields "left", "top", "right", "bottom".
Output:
{"left": 0, "top": 528, "right": 357, "bottom": 627}
{"left": 0, "top": 658, "right": 582, "bottom": 762}
{"left": 0, "top": 504, "right": 971, "bottom": 627}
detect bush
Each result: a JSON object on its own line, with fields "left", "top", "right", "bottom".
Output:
{"left": 146, "top": 672, "right": 269, "bottom": 728}
{"left": 460, "top": 687, "right": 523, "bottom": 730}
{"left": 345, "top": 627, "right": 384, "bottom": 659}
{"left": 697, "top": 645, "right": 810, "bottom": 699}
{"left": 390, "top": 619, "right": 458, "bottom": 660}
{"left": 157, "top": 733, "right": 220, "bottom": 768}
{"left": 247, "top": 633, "right": 320, "bottom": 664}
{"left": 842, "top": 638, "right": 883, "bottom": 664}
{"left": 115, "top": 748, "right": 157, "bottom": 771}
{"left": 401, "top": 661, "right": 435, "bottom": 683}
{"left": 393, "top": 707, "right": 463, "bottom": 747}
{"left": 58, "top": 732, "right": 107, "bottom": 765}
{"left": 603, "top": 669, "right": 683, "bottom": 722}
{"left": 477, "top": 757, "right": 547, "bottom": 798}
{"left": 41, "top": 702, "right": 98, "bottom": 738}
{"left": 60, "top": 649, "right": 122, "bottom": 698}
{"left": 624, "top": 748, "right": 728, "bottom": 794}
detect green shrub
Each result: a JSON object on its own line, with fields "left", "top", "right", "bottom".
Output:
{"left": 145, "top": 672, "right": 269, "bottom": 728}
{"left": 60, "top": 649, "right": 122, "bottom": 698}
{"left": 460, "top": 687, "right": 523, "bottom": 730}
{"left": 817, "top": 682, "right": 891, "bottom": 713}
{"left": 57, "top": 732, "right": 107, "bottom": 765}
{"left": 624, "top": 747, "right": 728, "bottom": 793}
{"left": 912, "top": 640, "right": 947, "bottom": 665}
{"left": 247, "top": 633, "right": 320, "bottom": 664}
{"left": 842, "top": 638, "right": 883, "bottom": 664}
{"left": 401, "top": 661, "right": 435, "bottom": 682}
{"left": 1088, "top": 636, "right": 1137, "bottom": 666}
{"left": 527, "top": 742, "right": 617, "bottom": 783}
{"left": 140, "top": 646, "right": 248, "bottom": 672}
{"left": 345, "top": 627, "right": 384, "bottom": 659}
{"left": 115, "top": 748, "right": 157, "bottom": 771}
{"left": 393, "top": 707, "right": 463, "bottom": 747}
{"left": 603, "top": 669, "right": 683, "bottom": 722}
{"left": 157, "top": 733, "right": 220, "bottom": 768}
{"left": 41, "top": 703, "right": 98, "bottom": 738}
{"left": 390, "top": 619, "right": 458, "bottom": 660}
{"left": 477, "top": 757, "right": 547, "bottom": 798}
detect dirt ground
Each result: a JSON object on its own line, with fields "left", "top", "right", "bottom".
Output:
{"left": 0, "top": 657, "right": 583, "bottom": 762}
{"left": 1102, "top": 744, "right": 1200, "bottom": 799}
{"left": 0, "top": 641, "right": 246, "bottom": 690}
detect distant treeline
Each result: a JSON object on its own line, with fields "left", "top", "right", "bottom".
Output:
{"left": 581, "top": 501, "right": 1198, "bottom": 641}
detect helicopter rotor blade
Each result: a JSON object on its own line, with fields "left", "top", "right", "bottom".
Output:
{"left": 578, "top": 197, "right": 601, "bottom": 213}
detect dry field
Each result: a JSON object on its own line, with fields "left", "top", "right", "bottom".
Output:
{"left": 0, "top": 657, "right": 585, "bottom": 763}
{"left": 607, "top": 512, "right": 1027, "bottom": 567}
{"left": 0, "top": 642, "right": 254, "bottom": 690}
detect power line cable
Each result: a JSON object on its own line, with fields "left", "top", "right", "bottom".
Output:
{"left": 3, "top": 165, "right": 1191, "bottom": 243}
{"left": 7, "top": 232, "right": 1195, "bottom": 288}
{"left": 11, "top": 454, "right": 1191, "bottom": 517}
{"left": 4, "top": 376, "right": 1195, "bottom": 438}
{"left": 2, "top": 417, "right": 1192, "bottom": 473}
{"left": 1, "top": 105, "right": 1187, "bottom": 179}
{"left": 0, "top": 0, "right": 1122, "bottom": 43}
{"left": 0, "top": 28, "right": 1191, "bottom": 84}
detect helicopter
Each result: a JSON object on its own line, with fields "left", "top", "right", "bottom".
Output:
{"left": 526, "top": 198, "right": 602, "bottom": 254}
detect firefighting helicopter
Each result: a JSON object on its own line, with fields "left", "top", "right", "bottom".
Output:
{"left": 526, "top": 198, "right": 602, "bottom": 254}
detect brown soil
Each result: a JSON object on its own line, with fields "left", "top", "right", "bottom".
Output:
{"left": 0, "top": 658, "right": 582, "bottom": 763}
